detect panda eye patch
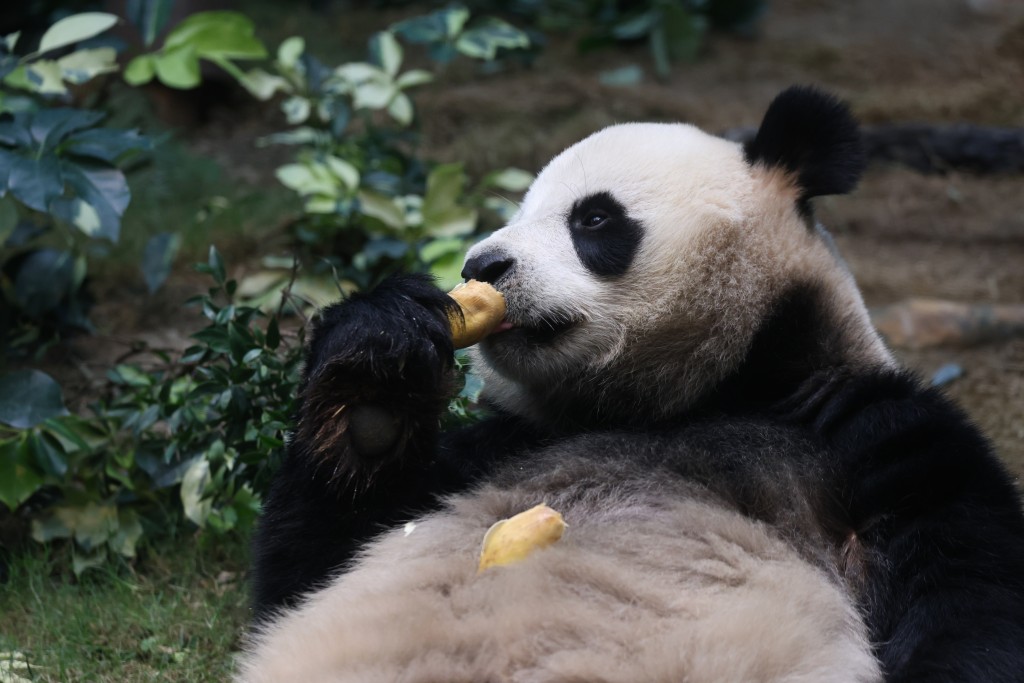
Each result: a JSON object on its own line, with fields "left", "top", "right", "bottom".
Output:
{"left": 567, "top": 192, "right": 644, "bottom": 278}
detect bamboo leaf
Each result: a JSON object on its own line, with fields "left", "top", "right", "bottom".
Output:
{"left": 0, "top": 370, "right": 68, "bottom": 428}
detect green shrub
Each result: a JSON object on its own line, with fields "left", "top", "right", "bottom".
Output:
{"left": 236, "top": 5, "right": 533, "bottom": 299}
{"left": 0, "top": 4, "right": 529, "bottom": 572}
{"left": 0, "top": 14, "right": 154, "bottom": 350}
{"left": 0, "top": 10, "right": 275, "bottom": 352}
{"left": 0, "top": 248, "right": 298, "bottom": 571}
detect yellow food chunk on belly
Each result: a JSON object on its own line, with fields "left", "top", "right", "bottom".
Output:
{"left": 478, "top": 504, "right": 567, "bottom": 572}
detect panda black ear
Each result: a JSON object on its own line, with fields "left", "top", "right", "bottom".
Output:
{"left": 744, "top": 86, "right": 866, "bottom": 203}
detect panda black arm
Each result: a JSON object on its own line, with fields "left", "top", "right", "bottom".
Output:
{"left": 250, "top": 274, "right": 540, "bottom": 619}
{"left": 796, "top": 371, "right": 1024, "bottom": 683}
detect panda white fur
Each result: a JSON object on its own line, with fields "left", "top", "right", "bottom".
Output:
{"left": 239, "top": 87, "right": 1024, "bottom": 682}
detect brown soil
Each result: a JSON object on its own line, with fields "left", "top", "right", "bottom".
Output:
{"left": 50, "top": 0, "right": 1024, "bottom": 474}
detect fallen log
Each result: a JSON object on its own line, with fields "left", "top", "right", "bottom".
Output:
{"left": 723, "top": 124, "right": 1024, "bottom": 175}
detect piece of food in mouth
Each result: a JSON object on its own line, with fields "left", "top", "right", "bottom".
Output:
{"left": 447, "top": 279, "right": 508, "bottom": 348}
{"left": 478, "top": 503, "right": 567, "bottom": 572}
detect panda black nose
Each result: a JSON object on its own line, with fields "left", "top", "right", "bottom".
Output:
{"left": 461, "top": 251, "right": 514, "bottom": 285}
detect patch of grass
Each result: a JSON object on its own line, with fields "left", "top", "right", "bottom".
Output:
{"left": 0, "top": 533, "right": 251, "bottom": 682}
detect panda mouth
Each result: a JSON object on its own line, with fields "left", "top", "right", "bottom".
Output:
{"left": 497, "top": 310, "right": 580, "bottom": 345}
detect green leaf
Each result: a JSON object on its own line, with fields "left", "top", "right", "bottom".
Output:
{"left": 72, "top": 546, "right": 107, "bottom": 576}
{"left": 1, "top": 65, "right": 32, "bottom": 94}
{"left": 423, "top": 163, "right": 465, "bottom": 214}
{"left": 0, "top": 92, "right": 36, "bottom": 116}
{"left": 387, "top": 92, "right": 413, "bottom": 126}
{"left": 282, "top": 96, "right": 311, "bottom": 124}
{"left": 71, "top": 502, "right": 118, "bottom": 551}
{"left": 24, "top": 60, "right": 66, "bottom": 94}
{"left": 180, "top": 457, "right": 212, "bottom": 527}
{"left": 425, "top": 205, "right": 476, "bottom": 238}
{"left": 420, "top": 236, "right": 465, "bottom": 263}
{"left": 110, "top": 509, "right": 143, "bottom": 557}
{"left": 35, "top": 12, "right": 119, "bottom": 57}
{"left": 334, "top": 62, "right": 384, "bottom": 83}
{"left": 357, "top": 189, "right": 405, "bottom": 230}
{"left": 192, "top": 326, "right": 230, "bottom": 353}
{"left": 240, "top": 68, "right": 292, "bottom": 100}
{"left": 430, "top": 249, "right": 467, "bottom": 291}
{"left": 324, "top": 155, "right": 359, "bottom": 190}
{"left": 208, "top": 245, "right": 226, "bottom": 284}
{"left": 0, "top": 113, "right": 33, "bottom": 147}
{"left": 276, "top": 162, "right": 336, "bottom": 197}
{"left": 455, "top": 19, "right": 530, "bottom": 60}
{"left": 352, "top": 80, "right": 396, "bottom": 110}
{"left": 0, "top": 371, "right": 68, "bottom": 429}
{"left": 423, "top": 163, "right": 476, "bottom": 236}
{"left": 0, "top": 150, "right": 63, "bottom": 213}
{"left": 3, "top": 32, "right": 20, "bottom": 52}
{"left": 394, "top": 69, "right": 433, "bottom": 89}
{"left": 391, "top": 14, "right": 447, "bottom": 44}
{"left": 370, "top": 31, "right": 403, "bottom": 78}
{"left": 28, "top": 107, "right": 107, "bottom": 150}
{"left": 441, "top": 6, "right": 471, "bottom": 37}
{"left": 31, "top": 507, "right": 74, "bottom": 542}
{"left": 56, "top": 160, "right": 130, "bottom": 242}
{"left": 277, "top": 36, "right": 305, "bottom": 69}
{"left": 123, "top": 54, "right": 156, "bottom": 85}
{"left": 0, "top": 439, "right": 45, "bottom": 510}
{"left": 483, "top": 167, "right": 533, "bottom": 192}
{"left": 108, "top": 364, "right": 154, "bottom": 387}
{"left": 141, "top": 232, "right": 181, "bottom": 293}
{"left": 152, "top": 44, "right": 201, "bottom": 89}
{"left": 27, "top": 431, "right": 68, "bottom": 478}
{"left": 56, "top": 47, "right": 119, "bottom": 84}
{"left": 67, "top": 198, "right": 101, "bottom": 236}
{"left": 42, "top": 415, "right": 95, "bottom": 452}
{"left": 63, "top": 127, "right": 151, "bottom": 163}
{"left": 11, "top": 249, "right": 75, "bottom": 316}
{"left": 163, "top": 11, "right": 267, "bottom": 61}
{"left": 229, "top": 485, "right": 260, "bottom": 532}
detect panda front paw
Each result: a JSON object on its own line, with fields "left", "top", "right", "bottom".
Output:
{"left": 294, "top": 273, "right": 460, "bottom": 479}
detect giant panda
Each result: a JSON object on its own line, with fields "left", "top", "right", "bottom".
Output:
{"left": 237, "top": 87, "right": 1024, "bottom": 682}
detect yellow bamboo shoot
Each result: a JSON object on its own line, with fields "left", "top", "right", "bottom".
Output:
{"left": 478, "top": 504, "right": 566, "bottom": 572}
{"left": 448, "top": 279, "right": 507, "bottom": 349}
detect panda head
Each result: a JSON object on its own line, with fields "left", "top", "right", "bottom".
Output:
{"left": 462, "top": 87, "right": 893, "bottom": 427}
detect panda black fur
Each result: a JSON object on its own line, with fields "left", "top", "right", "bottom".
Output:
{"left": 239, "top": 87, "right": 1024, "bottom": 682}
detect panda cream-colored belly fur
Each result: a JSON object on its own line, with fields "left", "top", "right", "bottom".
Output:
{"left": 239, "top": 473, "right": 880, "bottom": 683}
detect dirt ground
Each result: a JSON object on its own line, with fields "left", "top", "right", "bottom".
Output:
{"left": 63, "top": 0, "right": 1024, "bottom": 474}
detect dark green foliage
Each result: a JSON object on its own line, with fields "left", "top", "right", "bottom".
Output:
{"left": 241, "top": 11, "right": 532, "bottom": 298}
{"left": 0, "top": 14, "right": 155, "bottom": 350}
{"left": 0, "top": 249, "right": 485, "bottom": 570}
{"left": 0, "top": 249, "right": 302, "bottom": 569}
{"left": 479, "top": 0, "right": 769, "bottom": 77}
{"left": 0, "top": 109, "right": 149, "bottom": 243}
{"left": 0, "top": 5, "right": 524, "bottom": 572}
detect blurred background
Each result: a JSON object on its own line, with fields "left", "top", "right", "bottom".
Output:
{"left": 1, "top": 1, "right": 1022, "bottom": 680}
